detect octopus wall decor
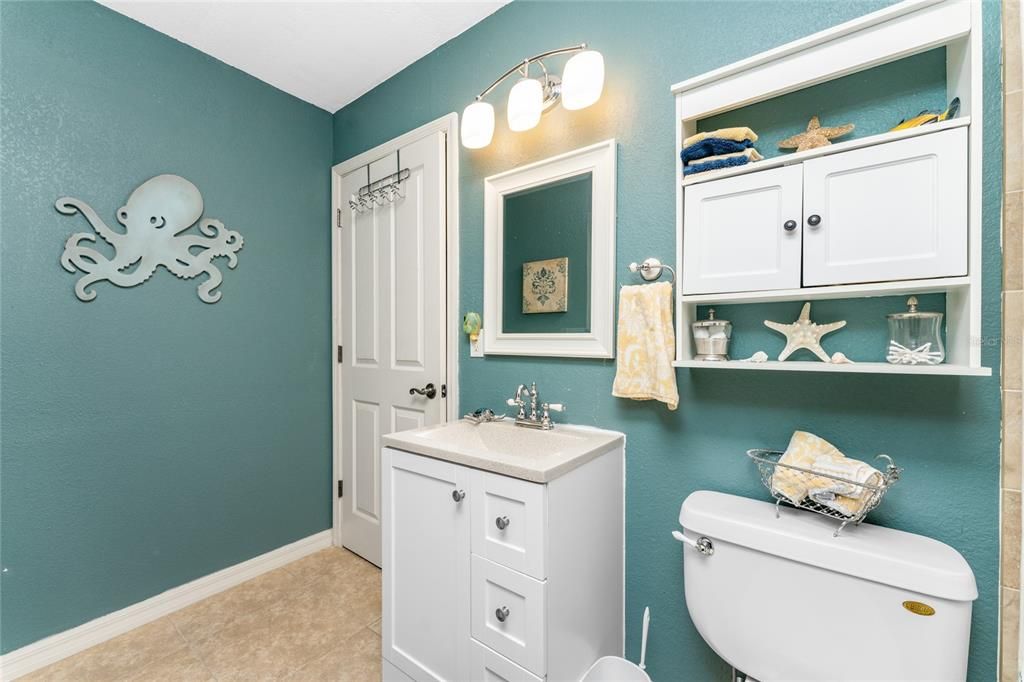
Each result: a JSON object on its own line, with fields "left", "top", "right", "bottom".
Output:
{"left": 58, "top": 174, "right": 244, "bottom": 303}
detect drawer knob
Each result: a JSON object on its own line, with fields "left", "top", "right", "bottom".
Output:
{"left": 495, "top": 606, "right": 510, "bottom": 622}
{"left": 495, "top": 516, "right": 510, "bottom": 531}
{"left": 807, "top": 214, "right": 822, "bottom": 227}
{"left": 452, "top": 489, "right": 465, "bottom": 503}
{"left": 783, "top": 220, "right": 797, "bottom": 232}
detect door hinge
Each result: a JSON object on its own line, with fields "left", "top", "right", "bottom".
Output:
{"left": 337, "top": 480, "right": 343, "bottom": 497}
{"left": 441, "top": 384, "right": 448, "bottom": 398}
{"left": 336, "top": 208, "right": 342, "bottom": 228}
{"left": 337, "top": 345, "right": 343, "bottom": 363}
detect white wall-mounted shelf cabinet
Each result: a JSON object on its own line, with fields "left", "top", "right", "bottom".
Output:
{"left": 671, "top": 0, "right": 988, "bottom": 376}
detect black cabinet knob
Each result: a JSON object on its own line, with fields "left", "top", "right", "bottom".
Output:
{"left": 783, "top": 220, "right": 797, "bottom": 232}
{"left": 807, "top": 214, "right": 822, "bottom": 227}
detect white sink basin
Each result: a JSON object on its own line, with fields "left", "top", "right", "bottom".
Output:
{"left": 381, "top": 419, "right": 624, "bottom": 483}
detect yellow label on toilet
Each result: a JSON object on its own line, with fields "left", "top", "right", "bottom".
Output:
{"left": 902, "top": 600, "right": 936, "bottom": 616}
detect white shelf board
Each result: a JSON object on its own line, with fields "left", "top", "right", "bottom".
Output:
{"left": 681, "top": 117, "right": 970, "bottom": 187}
{"left": 672, "top": 359, "right": 991, "bottom": 376}
{"left": 679, "top": 276, "right": 970, "bottom": 306}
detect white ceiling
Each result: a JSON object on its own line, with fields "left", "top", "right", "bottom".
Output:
{"left": 99, "top": 1, "right": 507, "bottom": 112}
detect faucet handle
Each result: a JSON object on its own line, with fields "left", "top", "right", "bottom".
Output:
{"left": 544, "top": 403, "right": 564, "bottom": 413}
{"left": 506, "top": 398, "right": 519, "bottom": 407}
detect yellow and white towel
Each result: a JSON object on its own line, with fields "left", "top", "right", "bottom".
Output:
{"left": 771, "top": 431, "right": 883, "bottom": 518}
{"left": 612, "top": 282, "right": 678, "bottom": 410}
{"left": 683, "top": 126, "right": 759, "bottom": 147}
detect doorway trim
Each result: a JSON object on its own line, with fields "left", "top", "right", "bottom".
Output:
{"left": 330, "top": 112, "right": 460, "bottom": 549}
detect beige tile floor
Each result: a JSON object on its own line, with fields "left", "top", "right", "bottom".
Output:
{"left": 23, "top": 548, "right": 382, "bottom": 682}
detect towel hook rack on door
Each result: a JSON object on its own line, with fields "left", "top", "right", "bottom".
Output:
{"left": 628, "top": 257, "right": 676, "bottom": 284}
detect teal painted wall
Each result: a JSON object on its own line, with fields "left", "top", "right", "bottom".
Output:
{"left": 333, "top": 1, "right": 1004, "bottom": 679}
{"left": 0, "top": 1, "right": 333, "bottom": 652}
{"left": 503, "top": 173, "right": 592, "bottom": 333}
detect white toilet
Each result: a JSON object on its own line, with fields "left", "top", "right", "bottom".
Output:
{"left": 678, "top": 491, "right": 978, "bottom": 681}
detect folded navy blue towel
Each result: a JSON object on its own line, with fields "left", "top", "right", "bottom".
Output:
{"left": 680, "top": 138, "right": 753, "bottom": 164}
{"left": 683, "top": 154, "right": 752, "bottom": 176}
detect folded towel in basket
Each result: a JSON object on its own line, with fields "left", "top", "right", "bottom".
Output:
{"left": 771, "top": 431, "right": 845, "bottom": 506}
{"left": 808, "top": 456, "right": 883, "bottom": 499}
{"left": 770, "top": 431, "right": 883, "bottom": 519}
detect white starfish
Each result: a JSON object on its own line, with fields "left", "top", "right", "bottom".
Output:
{"left": 764, "top": 302, "right": 846, "bottom": 362}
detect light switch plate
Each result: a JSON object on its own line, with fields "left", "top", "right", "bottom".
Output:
{"left": 470, "top": 332, "right": 484, "bottom": 358}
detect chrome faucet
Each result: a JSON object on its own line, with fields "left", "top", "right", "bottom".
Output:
{"left": 506, "top": 382, "right": 564, "bottom": 430}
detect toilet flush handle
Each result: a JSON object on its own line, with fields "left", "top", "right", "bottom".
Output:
{"left": 672, "top": 530, "right": 714, "bottom": 556}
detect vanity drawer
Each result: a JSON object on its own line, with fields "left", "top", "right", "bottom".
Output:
{"left": 468, "top": 638, "right": 544, "bottom": 682}
{"left": 471, "top": 555, "right": 547, "bottom": 677}
{"left": 471, "top": 470, "right": 546, "bottom": 579}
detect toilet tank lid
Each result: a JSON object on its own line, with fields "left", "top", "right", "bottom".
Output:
{"left": 680, "top": 491, "right": 978, "bottom": 602}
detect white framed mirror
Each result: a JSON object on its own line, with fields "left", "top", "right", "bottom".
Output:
{"left": 483, "top": 139, "right": 616, "bottom": 357}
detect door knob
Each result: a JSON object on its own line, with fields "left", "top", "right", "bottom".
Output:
{"left": 409, "top": 383, "right": 437, "bottom": 399}
{"left": 452, "top": 489, "right": 465, "bottom": 503}
{"left": 495, "top": 606, "right": 510, "bottom": 622}
{"left": 495, "top": 516, "right": 510, "bottom": 531}
{"left": 807, "top": 214, "right": 822, "bottom": 227}
{"left": 783, "top": 220, "right": 797, "bottom": 232}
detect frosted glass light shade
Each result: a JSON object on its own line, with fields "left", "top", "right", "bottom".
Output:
{"left": 507, "top": 78, "right": 543, "bottom": 132}
{"left": 561, "top": 50, "right": 604, "bottom": 110}
{"left": 461, "top": 101, "right": 495, "bottom": 149}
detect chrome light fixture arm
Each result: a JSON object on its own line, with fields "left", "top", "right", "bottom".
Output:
{"left": 474, "top": 43, "right": 587, "bottom": 102}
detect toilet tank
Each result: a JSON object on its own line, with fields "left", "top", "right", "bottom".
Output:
{"left": 679, "top": 491, "right": 977, "bottom": 682}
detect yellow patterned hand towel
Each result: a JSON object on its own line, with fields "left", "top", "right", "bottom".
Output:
{"left": 771, "top": 431, "right": 845, "bottom": 505}
{"left": 612, "top": 282, "right": 678, "bottom": 410}
{"left": 683, "top": 126, "right": 759, "bottom": 147}
{"left": 772, "top": 431, "right": 883, "bottom": 518}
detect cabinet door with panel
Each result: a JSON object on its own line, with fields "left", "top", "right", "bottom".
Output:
{"left": 801, "top": 127, "right": 968, "bottom": 286}
{"left": 682, "top": 164, "right": 803, "bottom": 295}
{"left": 382, "top": 448, "right": 471, "bottom": 682}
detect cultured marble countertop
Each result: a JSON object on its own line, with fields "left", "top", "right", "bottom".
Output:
{"left": 381, "top": 419, "right": 624, "bottom": 483}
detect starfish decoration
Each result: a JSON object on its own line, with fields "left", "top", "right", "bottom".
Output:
{"left": 779, "top": 116, "right": 855, "bottom": 153}
{"left": 764, "top": 302, "right": 846, "bottom": 362}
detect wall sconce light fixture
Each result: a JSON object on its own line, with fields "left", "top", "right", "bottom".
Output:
{"left": 460, "top": 44, "right": 604, "bottom": 149}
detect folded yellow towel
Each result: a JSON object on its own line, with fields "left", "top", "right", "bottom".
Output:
{"left": 684, "top": 148, "right": 764, "bottom": 166}
{"left": 683, "top": 126, "right": 759, "bottom": 147}
{"left": 771, "top": 431, "right": 844, "bottom": 505}
{"left": 772, "top": 431, "right": 883, "bottom": 518}
{"left": 612, "top": 282, "right": 678, "bottom": 410}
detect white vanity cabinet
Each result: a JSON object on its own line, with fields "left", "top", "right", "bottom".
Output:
{"left": 381, "top": 436, "right": 624, "bottom": 682}
{"left": 681, "top": 126, "right": 969, "bottom": 295}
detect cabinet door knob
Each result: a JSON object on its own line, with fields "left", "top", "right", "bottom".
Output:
{"left": 783, "top": 220, "right": 797, "bottom": 232}
{"left": 452, "top": 489, "right": 465, "bottom": 503}
{"left": 495, "top": 515, "right": 510, "bottom": 531}
{"left": 807, "top": 214, "right": 822, "bottom": 227}
{"left": 495, "top": 606, "right": 510, "bottom": 622}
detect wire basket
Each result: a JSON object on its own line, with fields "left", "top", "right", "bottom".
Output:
{"left": 747, "top": 449, "right": 902, "bottom": 536}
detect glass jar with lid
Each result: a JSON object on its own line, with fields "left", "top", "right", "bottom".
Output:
{"left": 886, "top": 296, "right": 944, "bottom": 365}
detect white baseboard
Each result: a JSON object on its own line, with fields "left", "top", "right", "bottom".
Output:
{"left": 0, "top": 530, "right": 333, "bottom": 681}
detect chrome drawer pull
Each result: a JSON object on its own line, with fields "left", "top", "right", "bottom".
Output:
{"left": 495, "top": 606, "right": 510, "bottom": 622}
{"left": 495, "top": 515, "right": 510, "bottom": 531}
{"left": 452, "top": 489, "right": 466, "bottom": 503}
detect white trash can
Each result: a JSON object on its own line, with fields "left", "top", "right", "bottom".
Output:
{"left": 579, "top": 656, "right": 652, "bottom": 682}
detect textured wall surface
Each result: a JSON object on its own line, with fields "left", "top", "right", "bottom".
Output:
{"left": 333, "top": 1, "right": 1004, "bottom": 679}
{"left": 0, "top": 1, "right": 333, "bottom": 652}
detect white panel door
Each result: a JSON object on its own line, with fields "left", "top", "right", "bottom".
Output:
{"left": 340, "top": 131, "right": 446, "bottom": 566}
{"left": 382, "top": 448, "right": 470, "bottom": 682}
{"left": 682, "top": 165, "right": 803, "bottom": 295}
{"left": 802, "top": 127, "right": 968, "bottom": 286}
